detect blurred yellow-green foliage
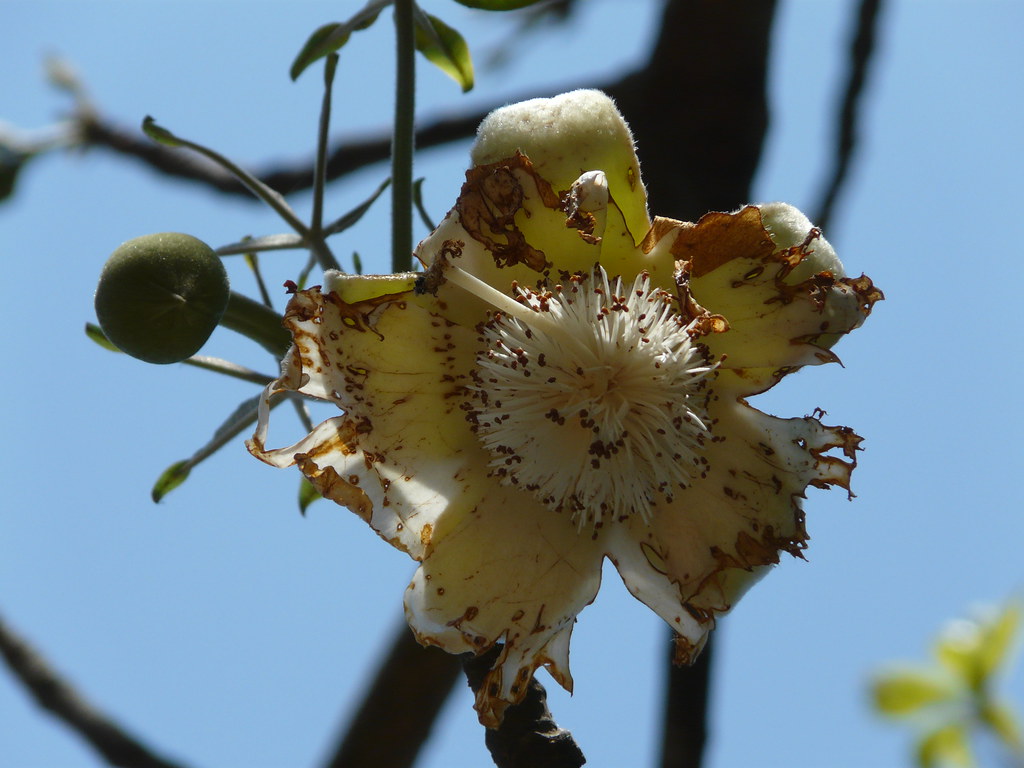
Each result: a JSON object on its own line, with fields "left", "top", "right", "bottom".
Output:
{"left": 872, "top": 600, "right": 1023, "bottom": 767}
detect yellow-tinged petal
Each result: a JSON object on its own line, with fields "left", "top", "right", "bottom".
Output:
{"left": 976, "top": 600, "right": 1022, "bottom": 681}
{"left": 934, "top": 601, "right": 1022, "bottom": 690}
{"left": 916, "top": 723, "right": 974, "bottom": 768}
{"left": 248, "top": 272, "right": 481, "bottom": 560}
{"left": 610, "top": 393, "right": 860, "bottom": 654}
{"left": 414, "top": 157, "right": 673, "bottom": 328}
{"left": 471, "top": 89, "right": 650, "bottom": 248}
{"left": 404, "top": 469, "right": 603, "bottom": 727}
{"left": 653, "top": 205, "right": 882, "bottom": 394}
{"left": 980, "top": 700, "right": 1024, "bottom": 751}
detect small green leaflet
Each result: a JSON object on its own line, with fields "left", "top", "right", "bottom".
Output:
{"left": 298, "top": 478, "right": 323, "bottom": 515}
{"left": 141, "top": 116, "right": 183, "bottom": 147}
{"left": 291, "top": 0, "right": 391, "bottom": 80}
{"left": 413, "top": 10, "right": 474, "bottom": 92}
{"left": 151, "top": 395, "right": 263, "bottom": 502}
{"left": 84, "top": 322, "right": 122, "bottom": 353}
{"left": 152, "top": 461, "right": 192, "bottom": 503}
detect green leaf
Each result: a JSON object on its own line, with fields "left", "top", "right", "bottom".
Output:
{"left": 980, "top": 700, "right": 1024, "bottom": 751}
{"left": 84, "top": 322, "right": 122, "bottom": 353}
{"left": 298, "top": 478, "right": 323, "bottom": 515}
{"left": 872, "top": 669, "right": 958, "bottom": 716}
{"left": 141, "top": 116, "right": 183, "bottom": 147}
{"left": 323, "top": 177, "right": 391, "bottom": 236}
{"left": 413, "top": 11, "right": 474, "bottom": 92}
{"left": 152, "top": 461, "right": 191, "bottom": 503}
{"left": 915, "top": 723, "right": 973, "bottom": 768}
{"left": 291, "top": 0, "right": 392, "bottom": 80}
{"left": 451, "top": 0, "right": 547, "bottom": 9}
{"left": 352, "top": 251, "right": 364, "bottom": 275}
{"left": 150, "top": 394, "right": 265, "bottom": 502}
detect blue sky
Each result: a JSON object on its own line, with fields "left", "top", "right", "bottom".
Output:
{"left": 2, "top": 1, "right": 1022, "bottom": 767}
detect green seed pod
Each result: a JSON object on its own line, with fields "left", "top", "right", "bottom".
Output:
{"left": 95, "top": 233, "right": 230, "bottom": 364}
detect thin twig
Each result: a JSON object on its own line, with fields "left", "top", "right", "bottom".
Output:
{"left": 463, "top": 648, "right": 585, "bottom": 768}
{"left": 0, "top": 612, "right": 195, "bottom": 768}
{"left": 307, "top": 53, "right": 342, "bottom": 273}
{"left": 320, "top": 623, "right": 462, "bottom": 768}
{"left": 74, "top": 83, "right": 592, "bottom": 200}
{"left": 814, "top": 0, "right": 885, "bottom": 231}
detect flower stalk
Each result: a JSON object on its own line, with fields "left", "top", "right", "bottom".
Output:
{"left": 220, "top": 291, "right": 292, "bottom": 358}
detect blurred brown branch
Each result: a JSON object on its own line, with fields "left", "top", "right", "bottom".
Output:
{"left": 0, "top": 611, "right": 195, "bottom": 768}
{"left": 815, "top": 0, "right": 886, "bottom": 231}
{"left": 320, "top": 622, "right": 462, "bottom": 768}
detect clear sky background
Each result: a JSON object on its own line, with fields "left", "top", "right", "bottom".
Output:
{"left": 2, "top": 1, "right": 1022, "bottom": 767}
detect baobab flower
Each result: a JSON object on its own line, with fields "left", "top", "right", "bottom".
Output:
{"left": 248, "top": 90, "right": 881, "bottom": 727}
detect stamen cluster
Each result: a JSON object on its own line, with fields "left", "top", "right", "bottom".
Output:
{"left": 468, "top": 266, "right": 715, "bottom": 527}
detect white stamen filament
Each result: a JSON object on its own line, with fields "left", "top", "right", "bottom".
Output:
{"left": 454, "top": 262, "right": 716, "bottom": 528}
{"left": 441, "top": 261, "right": 594, "bottom": 361}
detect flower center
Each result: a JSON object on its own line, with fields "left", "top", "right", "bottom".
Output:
{"left": 451, "top": 263, "right": 714, "bottom": 528}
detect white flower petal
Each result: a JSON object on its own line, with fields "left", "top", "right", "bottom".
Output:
{"left": 404, "top": 473, "right": 603, "bottom": 727}
{"left": 649, "top": 206, "right": 882, "bottom": 393}
{"left": 609, "top": 394, "right": 861, "bottom": 656}
{"left": 248, "top": 273, "right": 482, "bottom": 560}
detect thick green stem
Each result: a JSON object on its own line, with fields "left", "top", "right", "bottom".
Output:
{"left": 391, "top": 0, "right": 416, "bottom": 273}
{"left": 220, "top": 291, "right": 291, "bottom": 358}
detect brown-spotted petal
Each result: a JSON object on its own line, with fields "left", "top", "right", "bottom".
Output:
{"left": 608, "top": 393, "right": 862, "bottom": 660}
{"left": 660, "top": 205, "right": 882, "bottom": 394}
{"left": 247, "top": 272, "right": 481, "bottom": 560}
{"left": 471, "top": 89, "right": 650, "bottom": 249}
{"left": 404, "top": 472, "right": 604, "bottom": 727}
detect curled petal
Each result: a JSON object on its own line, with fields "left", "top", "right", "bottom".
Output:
{"left": 651, "top": 205, "right": 882, "bottom": 394}
{"left": 248, "top": 272, "right": 480, "bottom": 560}
{"left": 414, "top": 155, "right": 590, "bottom": 317}
{"left": 415, "top": 157, "right": 676, "bottom": 326}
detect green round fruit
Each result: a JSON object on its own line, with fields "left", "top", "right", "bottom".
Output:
{"left": 95, "top": 233, "right": 230, "bottom": 364}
